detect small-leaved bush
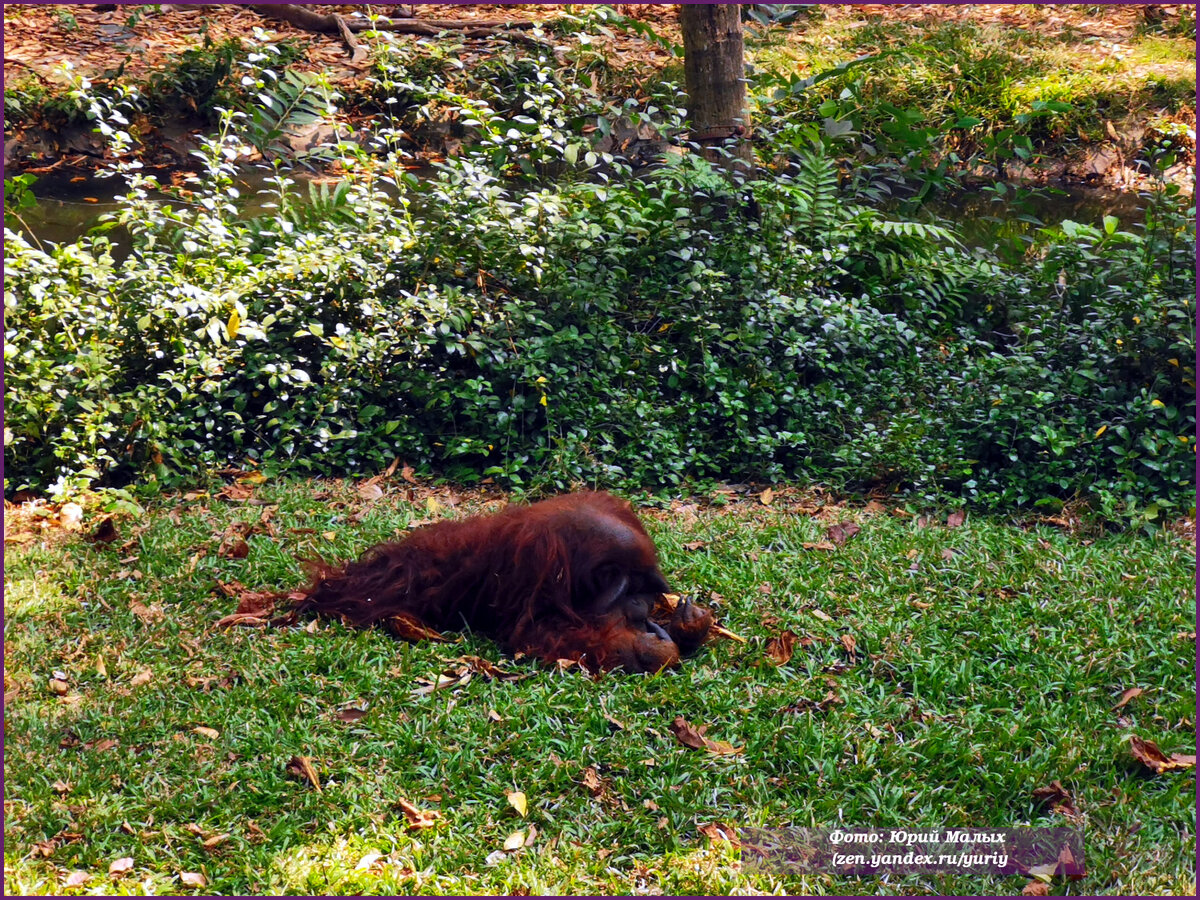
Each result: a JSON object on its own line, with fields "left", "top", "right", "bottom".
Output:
{"left": 4, "top": 35, "right": 1194, "bottom": 522}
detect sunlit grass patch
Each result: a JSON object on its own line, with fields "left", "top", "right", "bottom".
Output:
{"left": 3, "top": 482, "right": 1194, "bottom": 895}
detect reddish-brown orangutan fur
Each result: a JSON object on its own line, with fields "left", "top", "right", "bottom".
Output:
{"left": 295, "top": 492, "right": 713, "bottom": 672}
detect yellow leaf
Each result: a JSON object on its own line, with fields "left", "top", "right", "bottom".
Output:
{"left": 1094, "top": 425, "right": 1107, "bottom": 438}
{"left": 535, "top": 376, "right": 547, "bottom": 384}
{"left": 192, "top": 726, "right": 220, "bottom": 740}
{"left": 426, "top": 497, "right": 442, "bottom": 516}
{"left": 759, "top": 487, "right": 774, "bottom": 506}
{"left": 506, "top": 790, "right": 527, "bottom": 817}
{"left": 1168, "top": 358, "right": 1179, "bottom": 367}
{"left": 1150, "top": 399, "right": 1165, "bottom": 408}
{"left": 226, "top": 308, "right": 241, "bottom": 339}
{"left": 539, "top": 394, "right": 547, "bottom": 407}
{"left": 658, "top": 322, "right": 672, "bottom": 332}
{"left": 237, "top": 471, "right": 267, "bottom": 485}
{"left": 503, "top": 831, "right": 525, "bottom": 851}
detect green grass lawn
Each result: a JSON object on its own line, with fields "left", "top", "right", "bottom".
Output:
{"left": 3, "top": 481, "right": 1195, "bottom": 896}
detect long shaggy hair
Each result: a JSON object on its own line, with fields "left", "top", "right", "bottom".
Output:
{"left": 295, "top": 492, "right": 711, "bottom": 672}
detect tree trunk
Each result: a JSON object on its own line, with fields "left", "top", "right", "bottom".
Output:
{"left": 679, "top": 4, "right": 752, "bottom": 175}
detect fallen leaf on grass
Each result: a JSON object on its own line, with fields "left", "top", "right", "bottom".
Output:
{"left": 839, "top": 634, "right": 858, "bottom": 657}
{"left": 801, "top": 541, "right": 837, "bottom": 551}
{"left": 214, "top": 581, "right": 280, "bottom": 628}
{"left": 946, "top": 510, "right": 966, "bottom": 528}
{"left": 826, "top": 522, "right": 861, "bottom": 545}
{"left": 108, "top": 857, "right": 134, "bottom": 876}
{"left": 1021, "top": 879, "right": 1050, "bottom": 896}
{"left": 192, "top": 726, "right": 220, "bottom": 740}
{"left": 334, "top": 707, "right": 367, "bottom": 723}
{"left": 354, "top": 851, "right": 383, "bottom": 872}
{"left": 506, "top": 790, "right": 528, "bottom": 816}
{"left": 217, "top": 483, "right": 254, "bottom": 501}
{"left": 396, "top": 797, "right": 441, "bottom": 830}
{"left": 669, "top": 715, "right": 743, "bottom": 756}
{"left": 1128, "top": 735, "right": 1196, "bottom": 774}
{"left": 129, "top": 600, "right": 164, "bottom": 623}
{"left": 52, "top": 780, "right": 71, "bottom": 794}
{"left": 581, "top": 766, "right": 605, "bottom": 796}
{"left": 683, "top": 540, "right": 708, "bottom": 551}
{"left": 811, "top": 608, "right": 832, "bottom": 622}
{"left": 357, "top": 480, "right": 384, "bottom": 501}
{"left": 503, "top": 831, "right": 525, "bottom": 851}
{"left": 698, "top": 821, "right": 740, "bottom": 847}
{"left": 384, "top": 613, "right": 449, "bottom": 643}
{"left": 48, "top": 677, "right": 70, "bottom": 695}
{"left": 179, "top": 872, "right": 207, "bottom": 887}
{"left": 217, "top": 537, "right": 250, "bottom": 560}
{"left": 1113, "top": 687, "right": 1143, "bottom": 709}
{"left": 400, "top": 464, "right": 418, "bottom": 484}
{"left": 89, "top": 517, "right": 120, "bottom": 544}
{"left": 285, "top": 755, "right": 322, "bottom": 792}
{"left": 759, "top": 487, "right": 775, "bottom": 505}
{"left": 64, "top": 871, "right": 89, "bottom": 887}
{"left": 766, "top": 630, "right": 798, "bottom": 665}
{"left": 1032, "top": 780, "right": 1079, "bottom": 817}
{"left": 130, "top": 669, "right": 153, "bottom": 688}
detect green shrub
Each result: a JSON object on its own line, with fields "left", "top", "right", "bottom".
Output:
{"left": 3, "top": 45, "right": 1194, "bottom": 523}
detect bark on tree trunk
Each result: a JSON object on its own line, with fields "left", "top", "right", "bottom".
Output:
{"left": 679, "top": 4, "right": 752, "bottom": 175}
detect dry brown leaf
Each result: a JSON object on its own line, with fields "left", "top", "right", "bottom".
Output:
{"left": 130, "top": 669, "right": 153, "bottom": 688}
{"left": 1032, "top": 780, "right": 1079, "bottom": 818}
{"left": 946, "top": 509, "right": 967, "bottom": 528}
{"left": 180, "top": 872, "right": 207, "bottom": 887}
{"left": 1021, "top": 879, "right": 1051, "bottom": 896}
{"left": 64, "top": 872, "right": 90, "bottom": 887}
{"left": 811, "top": 608, "right": 833, "bottom": 622}
{"left": 396, "top": 797, "right": 442, "bottom": 830}
{"left": 108, "top": 857, "right": 134, "bottom": 876}
{"left": 89, "top": 517, "right": 120, "bottom": 544}
{"left": 826, "top": 521, "right": 861, "bottom": 545}
{"left": 52, "top": 780, "right": 71, "bottom": 794}
{"left": 765, "top": 630, "right": 797, "bottom": 665}
{"left": 1113, "top": 687, "right": 1143, "bottom": 709}
{"left": 357, "top": 481, "right": 384, "bottom": 501}
{"left": 669, "top": 715, "right": 743, "bottom": 755}
{"left": 759, "top": 487, "right": 775, "bottom": 505}
{"left": 383, "top": 613, "right": 448, "bottom": 642}
{"left": 802, "top": 540, "right": 837, "bottom": 551}
{"left": 217, "top": 537, "right": 250, "bottom": 559}
{"left": 840, "top": 634, "right": 858, "bottom": 657}
{"left": 192, "top": 726, "right": 219, "bottom": 740}
{"left": 48, "top": 677, "right": 70, "bottom": 695}
{"left": 201, "top": 834, "right": 229, "bottom": 850}
{"left": 581, "top": 766, "right": 604, "bottom": 796}
{"left": 698, "top": 821, "right": 740, "bottom": 847}
{"left": 285, "top": 755, "right": 322, "bottom": 792}
{"left": 130, "top": 600, "right": 165, "bottom": 623}
{"left": 683, "top": 540, "right": 708, "bottom": 551}
{"left": 669, "top": 715, "right": 710, "bottom": 750}
{"left": 334, "top": 707, "right": 367, "bottom": 723}
{"left": 89, "top": 738, "right": 119, "bottom": 752}
{"left": 218, "top": 483, "right": 254, "bottom": 501}
{"left": 1128, "top": 735, "right": 1196, "bottom": 774}
{"left": 400, "top": 465, "right": 418, "bottom": 484}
